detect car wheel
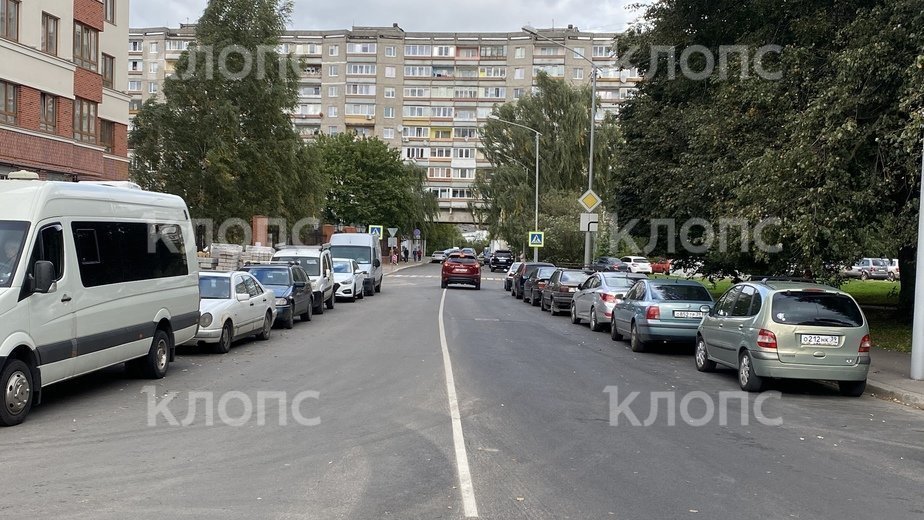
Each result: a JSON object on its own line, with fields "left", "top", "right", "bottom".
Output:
{"left": 570, "top": 303, "right": 581, "bottom": 324}
{"left": 214, "top": 321, "right": 233, "bottom": 354}
{"left": 838, "top": 380, "right": 867, "bottom": 397}
{"left": 738, "top": 350, "right": 765, "bottom": 392}
{"left": 375, "top": 282, "right": 382, "bottom": 293}
{"left": 888, "top": 272, "right": 896, "bottom": 282}
{"left": 257, "top": 312, "right": 272, "bottom": 341}
{"left": 326, "top": 293, "right": 335, "bottom": 310}
{"left": 860, "top": 271, "right": 869, "bottom": 281}
{"left": 441, "top": 280, "right": 448, "bottom": 289}
{"left": 302, "top": 301, "right": 313, "bottom": 322}
{"left": 140, "top": 329, "right": 171, "bottom": 378}
{"left": 610, "top": 316, "right": 623, "bottom": 341}
{"left": 284, "top": 310, "right": 295, "bottom": 329}
{"left": 475, "top": 283, "right": 481, "bottom": 290}
{"left": 694, "top": 337, "right": 716, "bottom": 372}
{"left": 314, "top": 296, "right": 324, "bottom": 315}
{"left": 531, "top": 291, "right": 540, "bottom": 307}
{"left": 589, "top": 307, "right": 604, "bottom": 332}
{"left": 630, "top": 323, "right": 647, "bottom": 353}
{"left": 522, "top": 290, "right": 530, "bottom": 303}
{"left": 0, "top": 359, "right": 33, "bottom": 426}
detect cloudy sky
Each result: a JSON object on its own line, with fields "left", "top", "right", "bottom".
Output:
{"left": 131, "top": 0, "right": 646, "bottom": 33}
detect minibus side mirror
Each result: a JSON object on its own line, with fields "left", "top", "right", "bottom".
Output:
{"left": 34, "top": 261, "right": 56, "bottom": 294}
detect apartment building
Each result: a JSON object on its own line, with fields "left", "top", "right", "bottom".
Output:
{"left": 0, "top": 0, "right": 130, "bottom": 181}
{"left": 129, "top": 23, "right": 640, "bottom": 223}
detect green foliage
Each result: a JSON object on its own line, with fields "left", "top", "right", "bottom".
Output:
{"left": 309, "top": 133, "right": 438, "bottom": 234}
{"left": 473, "top": 73, "right": 621, "bottom": 258}
{"left": 426, "top": 224, "right": 464, "bottom": 252}
{"left": 129, "top": 0, "right": 324, "bottom": 227}
{"left": 614, "top": 0, "right": 924, "bottom": 319}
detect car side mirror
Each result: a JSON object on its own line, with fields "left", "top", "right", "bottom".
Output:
{"left": 354, "top": 269, "right": 363, "bottom": 275}
{"left": 294, "top": 281, "right": 307, "bottom": 288}
{"left": 34, "top": 261, "right": 56, "bottom": 294}
{"left": 236, "top": 292, "right": 250, "bottom": 302}
{"left": 373, "top": 258, "right": 381, "bottom": 268}
{"left": 614, "top": 292, "right": 626, "bottom": 299}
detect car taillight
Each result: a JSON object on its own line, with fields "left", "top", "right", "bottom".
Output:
{"left": 646, "top": 306, "right": 660, "bottom": 320}
{"left": 757, "top": 329, "right": 777, "bottom": 349}
{"left": 600, "top": 293, "right": 617, "bottom": 303}
{"left": 859, "top": 334, "right": 871, "bottom": 353}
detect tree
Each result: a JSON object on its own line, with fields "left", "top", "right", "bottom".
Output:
{"left": 613, "top": 0, "right": 923, "bottom": 318}
{"left": 311, "top": 133, "right": 439, "bottom": 234}
{"left": 129, "top": 0, "right": 325, "bottom": 228}
{"left": 474, "top": 72, "right": 622, "bottom": 251}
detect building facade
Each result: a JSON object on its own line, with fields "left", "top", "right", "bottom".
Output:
{"left": 0, "top": 0, "right": 131, "bottom": 181}
{"left": 129, "top": 24, "right": 640, "bottom": 223}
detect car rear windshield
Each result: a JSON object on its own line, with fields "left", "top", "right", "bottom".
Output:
{"left": 535, "top": 267, "right": 556, "bottom": 278}
{"left": 494, "top": 251, "right": 513, "bottom": 257}
{"left": 276, "top": 256, "right": 320, "bottom": 276}
{"left": 871, "top": 259, "right": 888, "bottom": 267}
{"left": 650, "top": 284, "right": 712, "bottom": 301}
{"left": 448, "top": 257, "right": 478, "bottom": 265}
{"left": 771, "top": 292, "right": 864, "bottom": 327}
{"left": 560, "top": 271, "right": 590, "bottom": 284}
{"left": 602, "top": 275, "right": 636, "bottom": 288}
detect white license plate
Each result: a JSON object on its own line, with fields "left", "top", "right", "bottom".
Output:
{"left": 801, "top": 334, "right": 839, "bottom": 346}
{"left": 673, "top": 311, "right": 704, "bottom": 319}
{"left": 453, "top": 269, "right": 469, "bottom": 273}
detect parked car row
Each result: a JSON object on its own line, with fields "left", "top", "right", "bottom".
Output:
{"left": 501, "top": 260, "right": 872, "bottom": 398}
{"left": 841, "top": 257, "right": 899, "bottom": 281}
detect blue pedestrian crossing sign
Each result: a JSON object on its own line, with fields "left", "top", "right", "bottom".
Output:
{"left": 368, "top": 225, "right": 384, "bottom": 237}
{"left": 529, "top": 231, "right": 545, "bottom": 248}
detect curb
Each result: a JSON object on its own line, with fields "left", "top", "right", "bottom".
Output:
{"left": 865, "top": 379, "right": 924, "bottom": 410}
{"left": 384, "top": 260, "right": 429, "bottom": 276}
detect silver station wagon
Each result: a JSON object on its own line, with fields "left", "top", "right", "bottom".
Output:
{"left": 695, "top": 281, "right": 871, "bottom": 396}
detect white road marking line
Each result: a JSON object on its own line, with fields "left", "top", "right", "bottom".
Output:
{"left": 438, "top": 289, "right": 479, "bottom": 518}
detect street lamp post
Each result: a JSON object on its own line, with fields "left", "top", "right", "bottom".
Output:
{"left": 523, "top": 26, "right": 601, "bottom": 268}
{"left": 912, "top": 136, "right": 924, "bottom": 380}
{"left": 488, "top": 115, "right": 541, "bottom": 262}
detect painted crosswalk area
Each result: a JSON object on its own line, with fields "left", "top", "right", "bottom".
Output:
{"left": 389, "top": 274, "right": 505, "bottom": 281}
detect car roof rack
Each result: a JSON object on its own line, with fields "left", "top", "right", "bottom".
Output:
{"left": 751, "top": 276, "right": 816, "bottom": 284}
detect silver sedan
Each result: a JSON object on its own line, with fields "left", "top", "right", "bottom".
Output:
{"left": 571, "top": 273, "right": 645, "bottom": 332}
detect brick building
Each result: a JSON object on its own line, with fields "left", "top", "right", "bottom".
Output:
{"left": 0, "top": 0, "right": 130, "bottom": 181}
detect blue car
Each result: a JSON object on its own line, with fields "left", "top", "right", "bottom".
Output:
{"left": 610, "top": 279, "right": 714, "bottom": 352}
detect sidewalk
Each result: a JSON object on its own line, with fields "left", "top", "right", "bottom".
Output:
{"left": 382, "top": 257, "right": 430, "bottom": 275}
{"left": 866, "top": 347, "right": 924, "bottom": 410}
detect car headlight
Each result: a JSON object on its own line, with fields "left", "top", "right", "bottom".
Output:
{"left": 275, "top": 298, "right": 289, "bottom": 306}
{"left": 199, "top": 313, "right": 213, "bottom": 328}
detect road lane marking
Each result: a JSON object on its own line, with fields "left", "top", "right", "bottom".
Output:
{"left": 439, "top": 289, "right": 479, "bottom": 518}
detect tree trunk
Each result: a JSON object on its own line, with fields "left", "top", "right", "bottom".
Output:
{"left": 897, "top": 244, "right": 915, "bottom": 323}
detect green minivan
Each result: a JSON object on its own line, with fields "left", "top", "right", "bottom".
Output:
{"left": 695, "top": 281, "right": 870, "bottom": 396}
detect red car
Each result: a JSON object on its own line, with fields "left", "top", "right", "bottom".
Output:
{"left": 651, "top": 258, "right": 672, "bottom": 274}
{"left": 441, "top": 254, "right": 482, "bottom": 290}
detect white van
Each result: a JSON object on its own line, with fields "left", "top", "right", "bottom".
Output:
{"left": 272, "top": 245, "right": 336, "bottom": 313}
{"left": 0, "top": 180, "right": 199, "bottom": 426}
{"left": 329, "top": 233, "right": 382, "bottom": 295}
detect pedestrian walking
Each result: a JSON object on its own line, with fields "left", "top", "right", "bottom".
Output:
{"left": 403, "top": 247, "right": 409, "bottom": 263}
{"left": 391, "top": 249, "right": 398, "bottom": 265}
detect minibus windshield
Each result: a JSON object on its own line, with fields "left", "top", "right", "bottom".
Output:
{"left": 0, "top": 221, "right": 29, "bottom": 288}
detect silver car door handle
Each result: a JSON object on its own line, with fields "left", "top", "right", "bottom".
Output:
{"left": 738, "top": 324, "right": 744, "bottom": 330}
{"left": 718, "top": 323, "right": 724, "bottom": 328}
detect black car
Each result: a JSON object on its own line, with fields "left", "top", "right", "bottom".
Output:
{"left": 541, "top": 269, "right": 592, "bottom": 315}
{"left": 489, "top": 250, "right": 515, "bottom": 272}
{"left": 242, "top": 263, "right": 314, "bottom": 329}
{"left": 511, "top": 262, "right": 555, "bottom": 299}
{"left": 522, "top": 266, "right": 558, "bottom": 306}
{"left": 591, "top": 257, "right": 631, "bottom": 273}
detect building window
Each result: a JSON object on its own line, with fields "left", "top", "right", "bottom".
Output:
{"left": 347, "top": 42, "right": 376, "bottom": 54}
{"left": 327, "top": 106, "right": 338, "bottom": 117}
{"left": 327, "top": 85, "right": 338, "bottom": 97}
{"left": 514, "top": 67, "right": 524, "bottom": 80}
{"left": 513, "top": 87, "right": 525, "bottom": 99}
{"left": 384, "top": 87, "right": 395, "bottom": 99}
{"left": 102, "top": 54, "right": 115, "bottom": 88}
{"left": 345, "top": 83, "right": 375, "bottom": 96}
{"left": 328, "top": 126, "right": 338, "bottom": 135}
{"left": 0, "top": 81, "right": 17, "bottom": 125}
{"left": 404, "top": 65, "right": 431, "bottom": 77}
{"left": 573, "top": 48, "right": 586, "bottom": 59}
{"left": 346, "top": 63, "right": 376, "bottom": 75}
{"left": 592, "top": 45, "right": 610, "bottom": 57}
{"left": 100, "top": 120, "right": 114, "bottom": 153}
{"left": 41, "top": 13, "right": 58, "bottom": 55}
{"left": 73, "top": 23, "right": 99, "bottom": 71}
{"left": 150, "top": 41, "right": 159, "bottom": 53}
{"left": 385, "top": 66, "right": 396, "bottom": 78}
{"left": 129, "top": 40, "right": 142, "bottom": 52}
{"left": 383, "top": 106, "right": 394, "bottom": 118}
{"left": 128, "top": 80, "right": 141, "bottom": 91}
{"left": 0, "top": 0, "right": 18, "bottom": 41}
{"left": 328, "top": 64, "right": 338, "bottom": 76}
{"left": 148, "top": 83, "right": 157, "bottom": 94}
{"left": 385, "top": 46, "right": 396, "bottom": 57}
{"left": 435, "top": 46, "right": 452, "bottom": 57}
{"left": 149, "top": 62, "right": 158, "bottom": 74}
{"left": 514, "top": 47, "right": 525, "bottom": 59}
{"left": 383, "top": 128, "right": 395, "bottom": 139}
{"left": 104, "top": 0, "right": 115, "bottom": 24}
{"left": 480, "top": 45, "right": 506, "bottom": 57}
{"left": 344, "top": 103, "right": 374, "bottom": 116}
{"left": 73, "top": 98, "right": 97, "bottom": 143}
{"left": 573, "top": 68, "right": 584, "bottom": 80}
{"left": 328, "top": 44, "right": 339, "bottom": 56}
{"left": 404, "top": 45, "right": 431, "bottom": 56}
{"left": 129, "top": 60, "right": 141, "bottom": 71}
{"left": 129, "top": 99, "right": 142, "bottom": 112}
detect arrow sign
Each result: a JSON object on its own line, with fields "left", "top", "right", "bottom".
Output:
{"left": 368, "top": 225, "right": 383, "bottom": 237}
{"left": 529, "top": 231, "right": 544, "bottom": 248}
{"left": 387, "top": 227, "right": 398, "bottom": 238}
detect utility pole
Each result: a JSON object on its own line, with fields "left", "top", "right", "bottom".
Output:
{"left": 912, "top": 137, "right": 924, "bottom": 380}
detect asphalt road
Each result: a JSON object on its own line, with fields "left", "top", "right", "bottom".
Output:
{"left": 2, "top": 262, "right": 923, "bottom": 519}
